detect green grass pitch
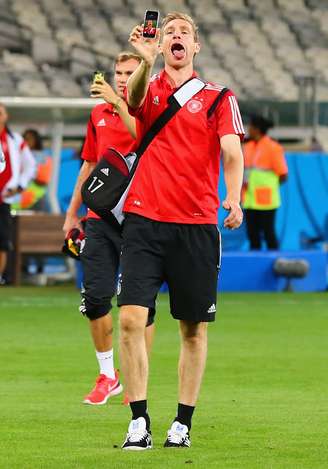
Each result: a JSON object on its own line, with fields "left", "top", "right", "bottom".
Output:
{"left": 0, "top": 286, "right": 327, "bottom": 468}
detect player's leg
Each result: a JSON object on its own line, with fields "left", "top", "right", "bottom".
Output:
{"left": 118, "top": 214, "right": 164, "bottom": 450}
{"left": 178, "top": 321, "right": 208, "bottom": 407}
{"left": 80, "top": 219, "right": 122, "bottom": 405}
{"left": 262, "top": 209, "right": 278, "bottom": 249}
{"left": 164, "top": 223, "right": 219, "bottom": 447}
{"left": 88, "top": 313, "right": 113, "bottom": 352}
{"left": 164, "top": 319, "right": 208, "bottom": 447}
{"left": 120, "top": 305, "right": 149, "bottom": 401}
{"left": 121, "top": 307, "right": 156, "bottom": 406}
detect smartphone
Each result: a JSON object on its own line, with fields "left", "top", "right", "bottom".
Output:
{"left": 143, "top": 10, "right": 159, "bottom": 38}
{"left": 93, "top": 70, "right": 105, "bottom": 84}
{"left": 91, "top": 70, "right": 105, "bottom": 95}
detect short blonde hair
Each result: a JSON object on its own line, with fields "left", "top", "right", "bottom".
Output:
{"left": 162, "top": 12, "right": 199, "bottom": 42}
{"left": 115, "top": 51, "right": 142, "bottom": 66}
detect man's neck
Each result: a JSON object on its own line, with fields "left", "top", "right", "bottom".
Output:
{"left": 164, "top": 64, "right": 194, "bottom": 88}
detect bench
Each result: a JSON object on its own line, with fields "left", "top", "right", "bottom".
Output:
{"left": 12, "top": 213, "right": 65, "bottom": 285}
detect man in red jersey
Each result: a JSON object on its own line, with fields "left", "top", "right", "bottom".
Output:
{"left": 63, "top": 52, "right": 155, "bottom": 406}
{"left": 0, "top": 103, "right": 36, "bottom": 285}
{"left": 119, "top": 12, "right": 244, "bottom": 450}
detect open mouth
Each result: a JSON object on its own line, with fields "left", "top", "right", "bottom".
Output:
{"left": 171, "top": 43, "right": 186, "bottom": 60}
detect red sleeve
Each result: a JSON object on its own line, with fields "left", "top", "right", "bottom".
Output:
{"left": 216, "top": 90, "right": 245, "bottom": 140}
{"left": 81, "top": 116, "right": 97, "bottom": 162}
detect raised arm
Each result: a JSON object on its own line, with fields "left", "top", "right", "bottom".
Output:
{"left": 220, "top": 134, "right": 244, "bottom": 230}
{"left": 127, "top": 25, "right": 160, "bottom": 109}
{"left": 90, "top": 80, "right": 137, "bottom": 138}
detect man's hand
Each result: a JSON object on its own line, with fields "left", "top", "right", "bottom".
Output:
{"left": 90, "top": 80, "right": 117, "bottom": 104}
{"left": 63, "top": 212, "right": 81, "bottom": 236}
{"left": 222, "top": 199, "right": 243, "bottom": 230}
{"left": 128, "top": 25, "right": 160, "bottom": 66}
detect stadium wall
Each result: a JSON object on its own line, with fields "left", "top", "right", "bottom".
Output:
{"left": 61, "top": 151, "right": 328, "bottom": 292}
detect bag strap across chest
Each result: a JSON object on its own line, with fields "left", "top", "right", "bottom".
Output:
{"left": 136, "top": 80, "right": 229, "bottom": 159}
{"left": 135, "top": 77, "right": 205, "bottom": 158}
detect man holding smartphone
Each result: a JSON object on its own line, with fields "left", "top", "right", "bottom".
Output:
{"left": 63, "top": 52, "right": 155, "bottom": 406}
{"left": 118, "top": 12, "right": 244, "bottom": 449}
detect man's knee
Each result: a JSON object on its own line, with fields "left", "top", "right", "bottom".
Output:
{"left": 79, "top": 295, "right": 111, "bottom": 321}
{"left": 120, "top": 306, "right": 148, "bottom": 337}
{"left": 180, "top": 321, "right": 208, "bottom": 347}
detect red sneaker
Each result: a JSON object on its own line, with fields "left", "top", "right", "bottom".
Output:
{"left": 83, "top": 371, "right": 123, "bottom": 405}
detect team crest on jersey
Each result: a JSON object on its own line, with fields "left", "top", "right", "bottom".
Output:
{"left": 187, "top": 99, "right": 203, "bottom": 113}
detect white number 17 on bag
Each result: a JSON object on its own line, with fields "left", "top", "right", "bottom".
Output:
{"left": 88, "top": 176, "right": 104, "bottom": 193}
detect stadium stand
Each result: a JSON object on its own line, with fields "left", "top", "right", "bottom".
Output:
{"left": 0, "top": 0, "right": 328, "bottom": 100}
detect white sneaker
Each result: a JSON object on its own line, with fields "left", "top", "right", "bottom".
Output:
{"left": 122, "top": 417, "right": 152, "bottom": 451}
{"left": 164, "top": 421, "right": 191, "bottom": 448}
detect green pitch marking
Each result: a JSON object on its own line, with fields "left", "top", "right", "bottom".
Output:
{"left": 0, "top": 287, "right": 327, "bottom": 468}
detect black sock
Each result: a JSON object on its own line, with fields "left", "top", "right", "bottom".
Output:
{"left": 175, "top": 403, "right": 195, "bottom": 431}
{"left": 130, "top": 400, "right": 150, "bottom": 430}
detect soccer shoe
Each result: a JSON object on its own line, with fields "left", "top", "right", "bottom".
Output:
{"left": 83, "top": 371, "right": 123, "bottom": 405}
{"left": 122, "top": 417, "right": 152, "bottom": 451}
{"left": 164, "top": 421, "right": 191, "bottom": 448}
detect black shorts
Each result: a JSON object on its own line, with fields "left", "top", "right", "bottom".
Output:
{"left": 80, "top": 218, "right": 155, "bottom": 326}
{"left": 117, "top": 214, "right": 221, "bottom": 322}
{"left": 0, "top": 203, "right": 12, "bottom": 251}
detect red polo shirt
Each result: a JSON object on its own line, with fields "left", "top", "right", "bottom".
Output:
{"left": 124, "top": 70, "right": 244, "bottom": 224}
{"left": 81, "top": 103, "right": 135, "bottom": 219}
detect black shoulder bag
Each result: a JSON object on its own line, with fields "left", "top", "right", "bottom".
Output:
{"left": 81, "top": 79, "right": 229, "bottom": 231}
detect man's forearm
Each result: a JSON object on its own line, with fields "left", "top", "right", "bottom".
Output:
{"left": 221, "top": 135, "right": 244, "bottom": 202}
{"left": 223, "top": 151, "right": 244, "bottom": 202}
{"left": 114, "top": 98, "right": 137, "bottom": 139}
{"left": 127, "top": 60, "right": 154, "bottom": 109}
{"left": 67, "top": 161, "right": 95, "bottom": 215}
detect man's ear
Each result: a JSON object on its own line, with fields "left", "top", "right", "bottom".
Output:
{"left": 194, "top": 42, "right": 201, "bottom": 55}
{"left": 158, "top": 43, "right": 163, "bottom": 55}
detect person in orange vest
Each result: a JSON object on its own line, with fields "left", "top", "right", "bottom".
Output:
{"left": 243, "top": 115, "right": 288, "bottom": 250}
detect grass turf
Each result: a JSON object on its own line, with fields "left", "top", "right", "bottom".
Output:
{"left": 0, "top": 286, "right": 327, "bottom": 468}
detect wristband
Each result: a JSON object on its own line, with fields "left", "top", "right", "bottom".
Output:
{"left": 113, "top": 96, "right": 122, "bottom": 110}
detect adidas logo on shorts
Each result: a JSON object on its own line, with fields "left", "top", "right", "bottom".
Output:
{"left": 207, "top": 304, "right": 216, "bottom": 314}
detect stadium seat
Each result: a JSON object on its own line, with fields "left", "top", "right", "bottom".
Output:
{"left": 32, "top": 36, "right": 60, "bottom": 65}
{"left": 16, "top": 77, "right": 49, "bottom": 97}
{"left": 1, "top": 0, "right": 327, "bottom": 101}
{"left": 3, "top": 51, "right": 38, "bottom": 72}
{"left": 0, "top": 71, "right": 16, "bottom": 95}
